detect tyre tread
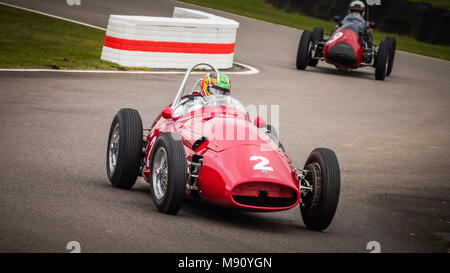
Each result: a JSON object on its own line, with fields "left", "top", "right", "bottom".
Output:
{"left": 106, "top": 108, "right": 143, "bottom": 190}
{"left": 301, "top": 148, "right": 340, "bottom": 231}
{"left": 375, "top": 40, "right": 389, "bottom": 80}
{"left": 296, "top": 31, "right": 312, "bottom": 70}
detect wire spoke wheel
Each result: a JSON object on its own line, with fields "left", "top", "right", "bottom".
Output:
{"left": 149, "top": 132, "right": 187, "bottom": 215}
{"left": 152, "top": 147, "right": 168, "bottom": 200}
{"left": 108, "top": 123, "right": 120, "bottom": 173}
{"left": 301, "top": 162, "right": 322, "bottom": 215}
{"left": 106, "top": 108, "right": 143, "bottom": 190}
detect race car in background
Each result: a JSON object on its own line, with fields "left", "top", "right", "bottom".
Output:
{"left": 296, "top": 16, "right": 396, "bottom": 80}
{"left": 106, "top": 62, "right": 341, "bottom": 231}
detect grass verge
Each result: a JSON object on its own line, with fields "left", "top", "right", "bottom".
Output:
{"left": 0, "top": 4, "right": 144, "bottom": 70}
{"left": 179, "top": 0, "right": 450, "bottom": 61}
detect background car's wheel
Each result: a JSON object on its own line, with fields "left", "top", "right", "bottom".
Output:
{"left": 150, "top": 132, "right": 187, "bottom": 215}
{"left": 300, "top": 148, "right": 340, "bottom": 231}
{"left": 296, "top": 30, "right": 313, "bottom": 70}
{"left": 375, "top": 40, "right": 389, "bottom": 80}
{"left": 264, "top": 124, "right": 285, "bottom": 152}
{"left": 311, "top": 27, "right": 324, "bottom": 43}
{"left": 385, "top": 36, "right": 396, "bottom": 77}
{"left": 308, "top": 27, "right": 323, "bottom": 67}
{"left": 106, "top": 108, "right": 143, "bottom": 189}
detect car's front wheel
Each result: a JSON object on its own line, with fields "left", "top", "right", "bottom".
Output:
{"left": 106, "top": 108, "right": 143, "bottom": 189}
{"left": 375, "top": 40, "right": 389, "bottom": 80}
{"left": 296, "top": 30, "right": 313, "bottom": 70}
{"left": 385, "top": 36, "right": 396, "bottom": 76}
{"left": 300, "top": 148, "right": 340, "bottom": 231}
{"left": 150, "top": 132, "right": 187, "bottom": 215}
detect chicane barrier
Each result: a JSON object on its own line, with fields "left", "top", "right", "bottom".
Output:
{"left": 101, "top": 7, "right": 240, "bottom": 69}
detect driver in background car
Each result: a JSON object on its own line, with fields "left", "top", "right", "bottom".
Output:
{"left": 342, "top": 0, "right": 373, "bottom": 49}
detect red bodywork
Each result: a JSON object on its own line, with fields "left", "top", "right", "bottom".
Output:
{"left": 142, "top": 104, "right": 301, "bottom": 212}
{"left": 324, "top": 28, "right": 363, "bottom": 68}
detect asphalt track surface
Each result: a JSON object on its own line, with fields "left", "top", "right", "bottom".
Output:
{"left": 0, "top": 0, "right": 449, "bottom": 253}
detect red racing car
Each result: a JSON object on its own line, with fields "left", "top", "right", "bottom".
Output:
{"left": 106, "top": 63, "right": 341, "bottom": 231}
{"left": 296, "top": 16, "right": 396, "bottom": 80}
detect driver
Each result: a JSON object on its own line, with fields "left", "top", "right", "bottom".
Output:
{"left": 344, "top": 0, "right": 366, "bottom": 24}
{"left": 175, "top": 72, "right": 231, "bottom": 116}
{"left": 342, "top": 1, "right": 372, "bottom": 48}
{"left": 200, "top": 72, "right": 231, "bottom": 97}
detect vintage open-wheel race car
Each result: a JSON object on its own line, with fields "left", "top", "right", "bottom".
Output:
{"left": 296, "top": 16, "right": 396, "bottom": 80}
{"left": 106, "top": 62, "right": 341, "bottom": 231}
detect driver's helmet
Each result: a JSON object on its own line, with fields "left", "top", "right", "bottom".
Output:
{"left": 201, "top": 72, "right": 231, "bottom": 96}
{"left": 349, "top": 0, "right": 366, "bottom": 16}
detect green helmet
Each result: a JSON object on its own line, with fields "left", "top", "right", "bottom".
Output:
{"left": 201, "top": 72, "right": 231, "bottom": 96}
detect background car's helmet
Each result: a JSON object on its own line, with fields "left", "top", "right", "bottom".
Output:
{"left": 349, "top": 0, "right": 366, "bottom": 16}
{"left": 201, "top": 72, "right": 231, "bottom": 96}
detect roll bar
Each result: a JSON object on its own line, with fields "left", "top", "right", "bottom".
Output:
{"left": 171, "top": 62, "right": 220, "bottom": 109}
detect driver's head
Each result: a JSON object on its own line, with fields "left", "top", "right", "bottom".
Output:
{"left": 349, "top": 0, "right": 366, "bottom": 16}
{"left": 201, "top": 72, "right": 231, "bottom": 96}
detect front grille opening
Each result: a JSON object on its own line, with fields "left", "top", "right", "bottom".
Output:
{"left": 233, "top": 195, "right": 297, "bottom": 207}
{"left": 232, "top": 183, "right": 297, "bottom": 208}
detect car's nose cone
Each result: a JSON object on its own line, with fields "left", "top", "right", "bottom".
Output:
{"left": 326, "top": 41, "right": 357, "bottom": 65}
{"left": 196, "top": 144, "right": 300, "bottom": 211}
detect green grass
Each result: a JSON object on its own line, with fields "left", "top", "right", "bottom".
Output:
{"left": 408, "top": 0, "right": 450, "bottom": 10}
{"left": 180, "top": 0, "right": 450, "bottom": 61}
{"left": 0, "top": 4, "right": 142, "bottom": 70}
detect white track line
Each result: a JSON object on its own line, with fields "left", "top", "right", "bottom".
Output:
{"left": 0, "top": 1, "right": 259, "bottom": 75}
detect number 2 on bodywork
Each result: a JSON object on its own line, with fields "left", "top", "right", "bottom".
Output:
{"left": 250, "top": 156, "right": 273, "bottom": 172}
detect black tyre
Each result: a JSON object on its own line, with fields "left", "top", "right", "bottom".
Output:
{"left": 106, "top": 108, "right": 143, "bottom": 189}
{"left": 150, "top": 132, "right": 187, "bottom": 215}
{"left": 296, "top": 30, "right": 313, "bottom": 70}
{"left": 300, "top": 148, "right": 340, "bottom": 231}
{"left": 375, "top": 40, "right": 389, "bottom": 80}
{"left": 264, "top": 124, "right": 285, "bottom": 152}
{"left": 385, "top": 36, "right": 396, "bottom": 76}
{"left": 312, "top": 27, "right": 324, "bottom": 43}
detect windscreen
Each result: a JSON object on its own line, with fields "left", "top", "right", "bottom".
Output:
{"left": 201, "top": 95, "right": 247, "bottom": 113}
{"left": 173, "top": 95, "right": 248, "bottom": 117}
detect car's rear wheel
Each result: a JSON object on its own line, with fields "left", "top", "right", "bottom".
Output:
{"left": 300, "top": 148, "right": 340, "bottom": 231}
{"left": 385, "top": 36, "right": 396, "bottom": 76}
{"left": 296, "top": 30, "right": 313, "bottom": 70}
{"left": 106, "top": 108, "right": 143, "bottom": 189}
{"left": 375, "top": 40, "right": 389, "bottom": 80}
{"left": 150, "top": 132, "right": 187, "bottom": 215}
